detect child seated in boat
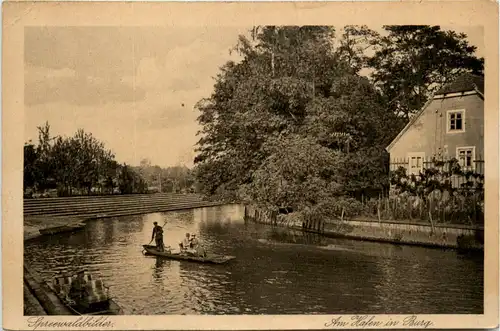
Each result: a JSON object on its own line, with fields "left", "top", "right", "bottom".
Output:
{"left": 190, "top": 234, "right": 199, "bottom": 248}
{"left": 179, "top": 233, "right": 191, "bottom": 252}
{"left": 188, "top": 234, "right": 207, "bottom": 257}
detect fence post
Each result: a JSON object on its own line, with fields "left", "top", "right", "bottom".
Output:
{"left": 385, "top": 197, "right": 389, "bottom": 219}
{"left": 377, "top": 196, "right": 381, "bottom": 223}
{"left": 428, "top": 209, "right": 435, "bottom": 235}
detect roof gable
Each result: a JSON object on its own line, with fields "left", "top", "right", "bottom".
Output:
{"left": 434, "top": 73, "right": 484, "bottom": 96}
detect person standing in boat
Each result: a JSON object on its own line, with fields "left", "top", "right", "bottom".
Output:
{"left": 151, "top": 222, "right": 164, "bottom": 252}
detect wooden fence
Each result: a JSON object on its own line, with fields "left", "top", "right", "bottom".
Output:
{"left": 358, "top": 193, "right": 484, "bottom": 226}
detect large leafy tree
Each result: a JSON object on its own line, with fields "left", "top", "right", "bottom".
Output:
{"left": 34, "top": 122, "right": 57, "bottom": 191}
{"left": 195, "top": 26, "right": 339, "bottom": 199}
{"left": 194, "top": 26, "right": 397, "bottom": 211}
{"left": 367, "top": 25, "right": 484, "bottom": 119}
{"left": 246, "top": 134, "right": 341, "bottom": 210}
{"left": 117, "top": 163, "right": 147, "bottom": 194}
{"left": 102, "top": 158, "right": 119, "bottom": 194}
{"left": 118, "top": 164, "right": 135, "bottom": 194}
{"left": 303, "top": 75, "right": 395, "bottom": 196}
{"left": 51, "top": 136, "right": 78, "bottom": 196}
{"left": 71, "top": 129, "right": 110, "bottom": 195}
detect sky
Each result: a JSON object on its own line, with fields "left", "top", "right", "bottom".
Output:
{"left": 24, "top": 26, "right": 484, "bottom": 168}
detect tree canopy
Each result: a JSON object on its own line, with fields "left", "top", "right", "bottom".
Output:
{"left": 367, "top": 25, "right": 484, "bottom": 119}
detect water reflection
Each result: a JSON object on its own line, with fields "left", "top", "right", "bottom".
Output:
{"left": 152, "top": 257, "right": 167, "bottom": 282}
{"left": 24, "top": 205, "right": 483, "bottom": 315}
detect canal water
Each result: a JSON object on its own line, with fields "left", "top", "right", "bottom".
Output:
{"left": 24, "top": 204, "right": 483, "bottom": 315}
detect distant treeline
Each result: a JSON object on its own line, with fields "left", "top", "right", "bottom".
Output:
{"left": 24, "top": 122, "right": 196, "bottom": 198}
{"left": 132, "top": 158, "right": 197, "bottom": 195}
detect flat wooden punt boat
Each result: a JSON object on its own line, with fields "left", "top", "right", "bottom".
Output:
{"left": 142, "top": 245, "right": 236, "bottom": 264}
{"left": 39, "top": 223, "right": 85, "bottom": 235}
{"left": 46, "top": 274, "right": 123, "bottom": 315}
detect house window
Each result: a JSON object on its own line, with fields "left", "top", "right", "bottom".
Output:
{"left": 447, "top": 110, "right": 465, "bottom": 133}
{"left": 456, "top": 146, "right": 475, "bottom": 170}
{"left": 407, "top": 152, "right": 425, "bottom": 175}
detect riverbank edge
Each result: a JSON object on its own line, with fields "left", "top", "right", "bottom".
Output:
{"left": 24, "top": 266, "right": 73, "bottom": 315}
{"left": 244, "top": 205, "right": 484, "bottom": 251}
{"left": 24, "top": 201, "right": 226, "bottom": 242}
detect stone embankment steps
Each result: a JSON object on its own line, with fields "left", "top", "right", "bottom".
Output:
{"left": 24, "top": 193, "right": 203, "bottom": 210}
{"left": 24, "top": 193, "right": 223, "bottom": 219}
{"left": 24, "top": 199, "right": 207, "bottom": 215}
{"left": 25, "top": 202, "right": 222, "bottom": 219}
{"left": 24, "top": 193, "right": 203, "bottom": 206}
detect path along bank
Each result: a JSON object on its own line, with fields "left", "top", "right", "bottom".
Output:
{"left": 244, "top": 205, "right": 484, "bottom": 251}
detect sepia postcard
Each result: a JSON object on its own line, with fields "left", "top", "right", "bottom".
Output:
{"left": 2, "top": 1, "right": 499, "bottom": 330}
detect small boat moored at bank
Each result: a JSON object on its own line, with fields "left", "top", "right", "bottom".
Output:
{"left": 142, "top": 245, "right": 236, "bottom": 264}
{"left": 39, "top": 223, "right": 85, "bottom": 236}
{"left": 46, "top": 270, "right": 123, "bottom": 315}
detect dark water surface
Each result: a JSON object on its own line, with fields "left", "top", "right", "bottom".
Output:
{"left": 24, "top": 204, "right": 483, "bottom": 315}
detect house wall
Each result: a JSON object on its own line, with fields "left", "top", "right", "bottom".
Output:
{"left": 389, "top": 93, "right": 484, "bottom": 162}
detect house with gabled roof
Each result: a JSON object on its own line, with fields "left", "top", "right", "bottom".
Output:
{"left": 386, "top": 73, "right": 484, "bottom": 176}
